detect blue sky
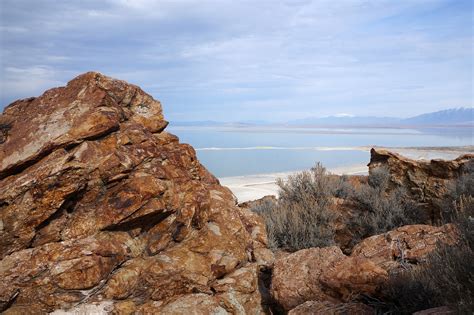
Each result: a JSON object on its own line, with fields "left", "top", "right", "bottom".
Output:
{"left": 0, "top": 0, "right": 472, "bottom": 121}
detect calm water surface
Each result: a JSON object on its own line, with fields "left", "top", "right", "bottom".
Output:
{"left": 168, "top": 126, "right": 473, "bottom": 177}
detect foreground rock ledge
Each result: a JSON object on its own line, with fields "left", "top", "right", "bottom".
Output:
{"left": 270, "top": 224, "right": 458, "bottom": 313}
{"left": 0, "top": 72, "right": 270, "bottom": 314}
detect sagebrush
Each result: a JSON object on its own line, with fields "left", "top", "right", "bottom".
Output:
{"left": 252, "top": 163, "right": 426, "bottom": 251}
{"left": 252, "top": 160, "right": 474, "bottom": 312}
{"left": 374, "top": 167, "right": 474, "bottom": 314}
{"left": 346, "top": 167, "right": 426, "bottom": 246}
{"left": 252, "top": 163, "right": 340, "bottom": 251}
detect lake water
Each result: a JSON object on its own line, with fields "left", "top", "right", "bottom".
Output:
{"left": 168, "top": 126, "right": 473, "bottom": 177}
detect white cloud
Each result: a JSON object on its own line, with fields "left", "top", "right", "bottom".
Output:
{"left": 0, "top": 26, "right": 28, "bottom": 33}
{"left": 333, "top": 113, "right": 355, "bottom": 117}
{"left": 0, "top": 66, "right": 66, "bottom": 102}
{"left": 0, "top": 0, "right": 472, "bottom": 119}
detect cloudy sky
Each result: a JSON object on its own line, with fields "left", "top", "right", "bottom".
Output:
{"left": 0, "top": 0, "right": 472, "bottom": 121}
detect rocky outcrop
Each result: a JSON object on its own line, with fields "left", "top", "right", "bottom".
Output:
{"left": 270, "top": 246, "right": 387, "bottom": 312}
{"left": 0, "top": 72, "right": 268, "bottom": 313}
{"left": 270, "top": 222, "right": 458, "bottom": 313}
{"left": 368, "top": 148, "right": 473, "bottom": 222}
{"left": 351, "top": 224, "right": 458, "bottom": 272}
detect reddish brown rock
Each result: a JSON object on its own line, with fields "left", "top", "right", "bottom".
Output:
{"left": 368, "top": 148, "right": 473, "bottom": 221}
{"left": 288, "top": 300, "right": 375, "bottom": 315}
{"left": 319, "top": 256, "right": 388, "bottom": 301}
{"left": 236, "top": 204, "right": 270, "bottom": 250}
{"left": 65, "top": 295, "right": 230, "bottom": 315}
{"left": 351, "top": 224, "right": 458, "bottom": 272}
{"left": 0, "top": 72, "right": 266, "bottom": 313}
{"left": 213, "top": 263, "right": 267, "bottom": 314}
{"left": 271, "top": 246, "right": 390, "bottom": 311}
{"left": 238, "top": 195, "right": 277, "bottom": 209}
{"left": 270, "top": 246, "right": 345, "bottom": 311}
{"left": 252, "top": 246, "right": 275, "bottom": 269}
{"left": 138, "top": 294, "right": 228, "bottom": 315}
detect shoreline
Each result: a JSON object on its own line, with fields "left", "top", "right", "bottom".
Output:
{"left": 219, "top": 164, "right": 368, "bottom": 204}
{"left": 219, "top": 146, "right": 473, "bottom": 203}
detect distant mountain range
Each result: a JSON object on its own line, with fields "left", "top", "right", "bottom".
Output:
{"left": 170, "top": 107, "right": 474, "bottom": 128}
{"left": 401, "top": 108, "right": 473, "bottom": 125}
{"left": 288, "top": 107, "right": 473, "bottom": 127}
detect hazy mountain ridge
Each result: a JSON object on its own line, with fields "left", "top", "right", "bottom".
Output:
{"left": 402, "top": 107, "right": 473, "bottom": 125}
{"left": 288, "top": 116, "right": 400, "bottom": 126}
{"left": 170, "top": 107, "right": 473, "bottom": 127}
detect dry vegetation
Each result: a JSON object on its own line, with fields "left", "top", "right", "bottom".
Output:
{"left": 252, "top": 161, "right": 474, "bottom": 312}
{"left": 377, "top": 178, "right": 474, "bottom": 314}
{"left": 346, "top": 167, "right": 426, "bottom": 247}
{"left": 252, "top": 163, "right": 424, "bottom": 251}
{"left": 251, "top": 163, "right": 339, "bottom": 251}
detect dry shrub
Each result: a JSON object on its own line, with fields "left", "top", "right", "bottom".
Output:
{"left": 252, "top": 163, "right": 341, "bottom": 251}
{"left": 252, "top": 161, "right": 471, "bottom": 256}
{"left": 374, "top": 167, "right": 474, "bottom": 313}
{"left": 346, "top": 167, "right": 425, "bottom": 246}
{"left": 251, "top": 160, "right": 474, "bottom": 312}
{"left": 440, "top": 162, "right": 474, "bottom": 222}
{"left": 252, "top": 164, "right": 426, "bottom": 251}
{"left": 378, "top": 196, "right": 474, "bottom": 314}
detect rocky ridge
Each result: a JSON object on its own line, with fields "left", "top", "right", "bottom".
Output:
{"left": 0, "top": 72, "right": 270, "bottom": 314}
{"left": 368, "top": 148, "right": 473, "bottom": 222}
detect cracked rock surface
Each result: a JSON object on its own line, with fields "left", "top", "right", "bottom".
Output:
{"left": 0, "top": 72, "right": 269, "bottom": 314}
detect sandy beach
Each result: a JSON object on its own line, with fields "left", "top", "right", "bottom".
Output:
{"left": 219, "top": 147, "right": 473, "bottom": 203}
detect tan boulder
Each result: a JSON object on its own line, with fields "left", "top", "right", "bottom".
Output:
{"left": 236, "top": 205, "right": 269, "bottom": 247}
{"left": 139, "top": 294, "right": 229, "bottom": 315}
{"left": 271, "top": 246, "right": 391, "bottom": 311}
{"left": 253, "top": 246, "right": 275, "bottom": 269}
{"left": 270, "top": 246, "right": 345, "bottom": 311}
{"left": 213, "top": 263, "right": 267, "bottom": 314}
{"left": 319, "top": 256, "right": 388, "bottom": 301}
{"left": 351, "top": 224, "right": 458, "bottom": 272}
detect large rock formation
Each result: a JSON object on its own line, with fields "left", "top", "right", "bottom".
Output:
{"left": 0, "top": 72, "right": 269, "bottom": 314}
{"left": 368, "top": 148, "right": 473, "bottom": 222}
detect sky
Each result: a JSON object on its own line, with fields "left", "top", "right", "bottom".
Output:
{"left": 0, "top": 0, "right": 472, "bottom": 122}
